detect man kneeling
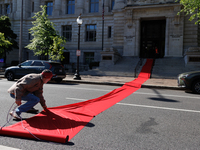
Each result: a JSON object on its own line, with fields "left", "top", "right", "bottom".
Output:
{"left": 8, "top": 69, "right": 53, "bottom": 120}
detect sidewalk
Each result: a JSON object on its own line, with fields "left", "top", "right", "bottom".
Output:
{"left": 0, "top": 72, "right": 180, "bottom": 90}
{"left": 63, "top": 74, "right": 179, "bottom": 90}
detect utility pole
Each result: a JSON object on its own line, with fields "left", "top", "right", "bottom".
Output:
{"left": 19, "top": 0, "right": 23, "bottom": 64}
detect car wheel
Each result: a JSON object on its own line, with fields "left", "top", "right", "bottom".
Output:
{"left": 6, "top": 72, "right": 14, "bottom": 81}
{"left": 192, "top": 80, "right": 200, "bottom": 94}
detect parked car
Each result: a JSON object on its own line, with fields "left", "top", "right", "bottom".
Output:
{"left": 177, "top": 71, "right": 200, "bottom": 94}
{"left": 5, "top": 60, "right": 66, "bottom": 83}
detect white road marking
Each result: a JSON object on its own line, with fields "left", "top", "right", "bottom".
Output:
{"left": 66, "top": 97, "right": 87, "bottom": 101}
{"left": 0, "top": 145, "right": 21, "bottom": 150}
{"left": 47, "top": 85, "right": 111, "bottom": 92}
{"left": 117, "top": 103, "right": 200, "bottom": 113}
{"left": 66, "top": 97, "right": 200, "bottom": 113}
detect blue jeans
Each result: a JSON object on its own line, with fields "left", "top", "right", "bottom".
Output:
{"left": 10, "top": 93, "right": 40, "bottom": 115}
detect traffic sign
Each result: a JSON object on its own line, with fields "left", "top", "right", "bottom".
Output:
{"left": 76, "top": 50, "right": 81, "bottom": 56}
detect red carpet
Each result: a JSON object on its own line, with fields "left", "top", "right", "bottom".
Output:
{"left": 0, "top": 59, "right": 153, "bottom": 143}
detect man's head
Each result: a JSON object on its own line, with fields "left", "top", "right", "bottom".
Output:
{"left": 41, "top": 69, "right": 53, "bottom": 83}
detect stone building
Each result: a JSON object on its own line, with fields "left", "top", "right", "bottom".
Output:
{"left": 0, "top": 0, "right": 199, "bottom": 67}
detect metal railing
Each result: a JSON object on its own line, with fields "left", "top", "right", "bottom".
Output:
{"left": 150, "top": 56, "right": 156, "bottom": 78}
{"left": 134, "top": 58, "right": 144, "bottom": 78}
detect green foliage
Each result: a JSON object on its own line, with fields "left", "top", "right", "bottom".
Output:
{"left": 0, "top": 15, "right": 18, "bottom": 59}
{"left": 49, "top": 36, "right": 66, "bottom": 60}
{"left": 178, "top": 0, "right": 200, "bottom": 24}
{"left": 26, "top": 5, "right": 66, "bottom": 61}
{"left": 0, "top": 32, "right": 12, "bottom": 48}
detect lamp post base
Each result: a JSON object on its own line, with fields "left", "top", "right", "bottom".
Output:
{"left": 73, "top": 73, "right": 81, "bottom": 80}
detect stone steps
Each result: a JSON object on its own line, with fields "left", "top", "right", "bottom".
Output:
{"left": 80, "top": 57, "right": 199, "bottom": 79}
{"left": 151, "top": 57, "right": 199, "bottom": 79}
{"left": 80, "top": 56, "right": 140, "bottom": 77}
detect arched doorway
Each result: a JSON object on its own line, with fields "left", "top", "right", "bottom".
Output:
{"left": 140, "top": 19, "right": 166, "bottom": 58}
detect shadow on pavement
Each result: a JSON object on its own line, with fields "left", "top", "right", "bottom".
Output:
{"left": 149, "top": 97, "right": 179, "bottom": 103}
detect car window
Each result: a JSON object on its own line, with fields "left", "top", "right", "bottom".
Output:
{"left": 20, "top": 61, "right": 32, "bottom": 66}
{"left": 43, "top": 62, "right": 51, "bottom": 68}
{"left": 31, "top": 61, "right": 44, "bottom": 66}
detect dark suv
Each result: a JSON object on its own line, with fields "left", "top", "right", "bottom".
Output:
{"left": 5, "top": 60, "right": 66, "bottom": 83}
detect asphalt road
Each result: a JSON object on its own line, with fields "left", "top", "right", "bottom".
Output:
{"left": 0, "top": 78, "right": 200, "bottom": 150}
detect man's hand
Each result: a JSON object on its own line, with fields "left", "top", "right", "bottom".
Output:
{"left": 15, "top": 100, "right": 21, "bottom": 106}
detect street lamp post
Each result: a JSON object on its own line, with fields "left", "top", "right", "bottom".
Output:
{"left": 73, "top": 15, "right": 82, "bottom": 80}
{"left": 19, "top": 0, "right": 23, "bottom": 64}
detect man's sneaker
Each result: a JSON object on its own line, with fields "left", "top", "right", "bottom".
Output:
{"left": 26, "top": 108, "right": 39, "bottom": 113}
{"left": 9, "top": 111, "right": 21, "bottom": 120}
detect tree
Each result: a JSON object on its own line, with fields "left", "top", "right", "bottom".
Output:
{"left": 0, "top": 15, "right": 18, "bottom": 66}
{"left": 0, "top": 33, "right": 12, "bottom": 48}
{"left": 26, "top": 5, "right": 66, "bottom": 61}
{"left": 179, "top": 0, "right": 200, "bottom": 24}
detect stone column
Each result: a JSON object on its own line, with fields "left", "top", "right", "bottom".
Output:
{"left": 13, "top": 0, "right": 17, "bottom": 13}
{"left": 165, "top": 17, "right": 169, "bottom": 57}
{"left": 76, "top": 0, "right": 84, "bottom": 15}
{"left": 34, "top": 0, "right": 40, "bottom": 12}
{"left": 113, "top": 0, "right": 125, "bottom": 10}
{"left": 54, "top": 0, "right": 62, "bottom": 16}
{"left": 15, "top": 0, "right": 22, "bottom": 18}
{"left": 102, "top": 0, "right": 109, "bottom": 12}
{"left": 11, "top": 0, "right": 17, "bottom": 18}
{"left": 24, "top": 0, "right": 31, "bottom": 18}
{"left": 135, "top": 19, "right": 140, "bottom": 56}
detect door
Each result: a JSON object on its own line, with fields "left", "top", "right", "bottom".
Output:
{"left": 140, "top": 20, "right": 166, "bottom": 58}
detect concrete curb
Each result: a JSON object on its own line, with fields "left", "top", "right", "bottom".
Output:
{"left": 62, "top": 79, "right": 125, "bottom": 86}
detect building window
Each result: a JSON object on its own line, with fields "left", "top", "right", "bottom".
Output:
{"left": 28, "top": 32, "right": 34, "bottom": 41}
{"left": 66, "top": 0, "right": 75, "bottom": 14}
{"left": 62, "top": 25, "right": 72, "bottom": 42}
{"left": 0, "top": 5, "right": 2, "bottom": 14}
{"left": 90, "top": 0, "right": 99, "bottom": 13}
{"left": 5, "top": 4, "right": 11, "bottom": 14}
{"left": 46, "top": 2, "right": 53, "bottom": 16}
{"left": 86, "top": 25, "right": 96, "bottom": 42}
{"left": 32, "top": 61, "right": 44, "bottom": 66}
{"left": 84, "top": 52, "right": 94, "bottom": 65}
{"left": 108, "top": 26, "right": 112, "bottom": 38}
{"left": 32, "top": 2, "right": 34, "bottom": 12}
{"left": 28, "top": 33, "right": 31, "bottom": 40}
{"left": 111, "top": 0, "right": 115, "bottom": 10}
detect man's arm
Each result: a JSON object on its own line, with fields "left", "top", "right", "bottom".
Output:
{"left": 34, "top": 87, "right": 48, "bottom": 110}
